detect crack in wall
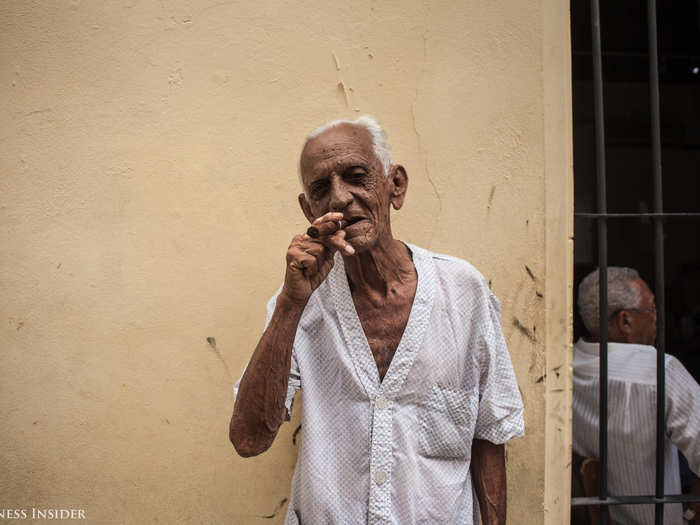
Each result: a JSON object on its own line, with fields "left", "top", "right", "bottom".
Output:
{"left": 410, "top": 7, "right": 441, "bottom": 243}
{"left": 205, "top": 337, "right": 232, "bottom": 378}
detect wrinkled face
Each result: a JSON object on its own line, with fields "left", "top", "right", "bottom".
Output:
{"left": 299, "top": 124, "right": 394, "bottom": 253}
{"left": 628, "top": 278, "right": 657, "bottom": 346}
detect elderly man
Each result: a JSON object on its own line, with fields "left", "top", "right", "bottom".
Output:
{"left": 230, "top": 116, "right": 524, "bottom": 525}
{"left": 573, "top": 267, "right": 700, "bottom": 524}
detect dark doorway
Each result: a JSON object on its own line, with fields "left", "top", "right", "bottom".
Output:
{"left": 570, "top": 1, "right": 700, "bottom": 523}
{"left": 571, "top": 0, "right": 700, "bottom": 381}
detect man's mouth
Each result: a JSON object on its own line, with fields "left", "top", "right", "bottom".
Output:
{"left": 344, "top": 217, "right": 366, "bottom": 227}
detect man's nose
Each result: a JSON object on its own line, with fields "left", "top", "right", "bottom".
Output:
{"left": 328, "top": 177, "right": 352, "bottom": 211}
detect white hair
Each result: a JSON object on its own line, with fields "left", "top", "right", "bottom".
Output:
{"left": 577, "top": 267, "right": 642, "bottom": 336}
{"left": 298, "top": 115, "right": 393, "bottom": 189}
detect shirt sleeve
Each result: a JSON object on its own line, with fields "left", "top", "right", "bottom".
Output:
{"left": 233, "top": 287, "right": 302, "bottom": 421}
{"left": 665, "top": 356, "right": 700, "bottom": 475}
{"left": 473, "top": 292, "right": 525, "bottom": 444}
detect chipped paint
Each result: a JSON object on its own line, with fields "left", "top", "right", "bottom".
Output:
{"left": 261, "top": 498, "right": 288, "bottom": 519}
{"left": 525, "top": 264, "right": 536, "bottom": 281}
{"left": 206, "top": 337, "right": 231, "bottom": 378}
{"left": 513, "top": 317, "right": 537, "bottom": 343}
{"left": 292, "top": 424, "right": 302, "bottom": 445}
{"left": 487, "top": 186, "right": 496, "bottom": 210}
{"left": 337, "top": 81, "right": 350, "bottom": 107}
{"left": 332, "top": 51, "right": 341, "bottom": 71}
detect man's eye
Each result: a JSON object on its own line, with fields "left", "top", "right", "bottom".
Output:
{"left": 345, "top": 171, "right": 366, "bottom": 181}
{"left": 310, "top": 182, "right": 328, "bottom": 198}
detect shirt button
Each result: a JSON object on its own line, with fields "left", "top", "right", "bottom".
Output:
{"left": 374, "top": 471, "right": 386, "bottom": 485}
{"left": 376, "top": 396, "right": 387, "bottom": 410}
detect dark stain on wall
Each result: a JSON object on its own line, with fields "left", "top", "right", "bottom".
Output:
{"left": 205, "top": 337, "right": 231, "bottom": 378}
{"left": 525, "top": 265, "right": 536, "bottom": 281}
{"left": 261, "top": 498, "right": 288, "bottom": 519}
{"left": 513, "top": 317, "right": 537, "bottom": 342}
{"left": 292, "top": 424, "right": 302, "bottom": 445}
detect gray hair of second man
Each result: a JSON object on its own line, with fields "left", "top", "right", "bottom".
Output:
{"left": 577, "top": 266, "right": 643, "bottom": 336}
{"left": 298, "top": 115, "right": 393, "bottom": 191}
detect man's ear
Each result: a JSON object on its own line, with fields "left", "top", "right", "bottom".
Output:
{"left": 298, "top": 193, "right": 315, "bottom": 224}
{"left": 388, "top": 164, "right": 408, "bottom": 210}
{"left": 616, "top": 310, "right": 634, "bottom": 336}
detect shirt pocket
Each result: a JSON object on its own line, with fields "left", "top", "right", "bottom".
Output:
{"left": 418, "top": 384, "right": 478, "bottom": 459}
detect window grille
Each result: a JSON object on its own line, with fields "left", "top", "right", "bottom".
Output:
{"left": 570, "top": 0, "right": 700, "bottom": 523}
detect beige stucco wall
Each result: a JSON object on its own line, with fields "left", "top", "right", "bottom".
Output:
{"left": 0, "top": 1, "right": 572, "bottom": 523}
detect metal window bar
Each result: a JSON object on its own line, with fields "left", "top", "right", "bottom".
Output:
{"left": 589, "top": 1, "right": 609, "bottom": 520}
{"left": 571, "top": 0, "right": 700, "bottom": 523}
{"left": 647, "top": 1, "right": 667, "bottom": 521}
{"left": 576, "top": 213, "right": 700, "bottom": 219}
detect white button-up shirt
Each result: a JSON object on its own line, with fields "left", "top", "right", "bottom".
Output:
{"left": 236, "top": 244, "right": 524, "bottom": 524}
{"left": 572, "top": 339, "right": 700, "bottom": 525}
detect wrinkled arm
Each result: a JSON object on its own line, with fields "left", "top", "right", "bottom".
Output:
{"left": 229, "top": 292, "right": 305, "bottom": 457}
{"left": 230, "top": 214, "right": 351, "bottom": 457}
{"left": 471, "top": 439, "right": 507, "bottom": 525}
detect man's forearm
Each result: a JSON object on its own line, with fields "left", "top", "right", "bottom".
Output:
{"left": 229, "top": 293, "right": 306, "bottom": 457}
{"left": 471, "top": 439, "right": 507, "bottom": 525}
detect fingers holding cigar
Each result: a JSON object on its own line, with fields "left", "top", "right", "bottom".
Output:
{"left": 306, "top": 212, "right": 355, "bottom": 256}
{"left": 324, "top": 229, "right": 355, "bottom": 256}
{"left": 282, "top": 214, "right": 355, "bottom": 304}
{"left": 307, "top": 220, "right": 347, "bottom": 239}
{"left": 306, "top": 212, "right": 344, "bottom": 238}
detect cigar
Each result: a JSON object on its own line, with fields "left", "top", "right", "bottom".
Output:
{"left": 307, "top": 219, "right": 347, "bottom": 238}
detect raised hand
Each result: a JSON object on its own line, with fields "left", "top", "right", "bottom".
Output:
{"left": 281, "top": 212, "right": 355, "bottom": 305}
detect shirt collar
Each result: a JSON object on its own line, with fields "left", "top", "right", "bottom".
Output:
{"left": 574, "top": 337, "right": 656, "bottom": 356}
{"left": 328, "top": 242, "right": 436, "bottom": 399}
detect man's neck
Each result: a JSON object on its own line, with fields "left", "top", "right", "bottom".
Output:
{"left": 342, "top": 234, "right": 415, "bottom": 304}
